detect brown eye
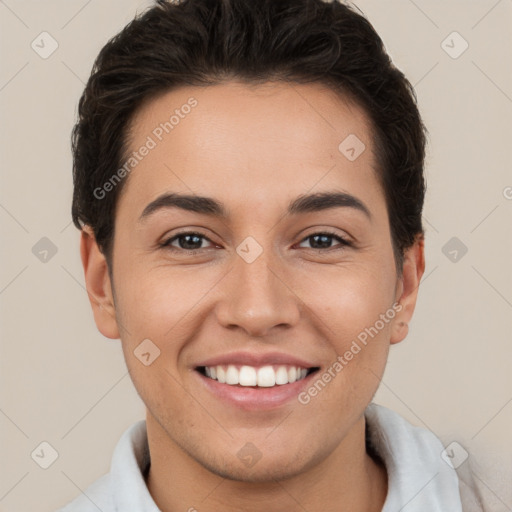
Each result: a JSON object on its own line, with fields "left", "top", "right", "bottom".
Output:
{"left": 162, "top": 232, "right": 214, "bottom": 251}
{"left": 298, "top": 232, "right": 352, "bottom": 250}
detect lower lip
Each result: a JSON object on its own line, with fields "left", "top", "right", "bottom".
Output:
{"left": 195, "top": 370, "right": 318, "bottom": 411}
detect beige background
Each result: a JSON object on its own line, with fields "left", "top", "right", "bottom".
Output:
{"left": 0, "top": 0, "right": 511, "bottom": 511}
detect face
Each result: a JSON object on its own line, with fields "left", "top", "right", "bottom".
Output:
{"left": 83, "top": 81, "right": 423, "bottom": 482}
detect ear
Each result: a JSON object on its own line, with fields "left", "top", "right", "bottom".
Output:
{"left": 390, "top": 234, "right": 425, "bottom": 345}
{"left": 80, "top": 226, "right": 120, "bottom": 340}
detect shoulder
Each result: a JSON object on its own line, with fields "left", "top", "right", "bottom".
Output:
{"left": 55, "top": 473, "right": 114, "bottom": 512}
{"left": 366, "top": 403, "right": 509, "bottom": 512}
{"left": 451, "top": 442, "right": 510, "bottom": 512}
{"left": 54, "top": 419, "right": 152, "bottom": 512}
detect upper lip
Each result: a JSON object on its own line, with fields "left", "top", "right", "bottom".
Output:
{"left": 195, "top": 351, "right": 320, "bottom": 369}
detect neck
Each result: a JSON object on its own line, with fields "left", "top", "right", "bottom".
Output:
{"left": 145, "top": 412, "right": 388, "bottom": 512}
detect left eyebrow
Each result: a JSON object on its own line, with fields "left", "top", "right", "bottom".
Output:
{"left": 138, "top": 190, "right": 372, "bottom": 222}
{"left": 287, "top": 191, "right": 372, "bottom": 220}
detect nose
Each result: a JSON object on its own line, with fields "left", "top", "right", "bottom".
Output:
{"left": 214, "top": 248, "right": 301, "bottom": 338}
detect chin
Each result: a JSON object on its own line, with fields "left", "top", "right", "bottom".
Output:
{"left": 190, "top": 442, "right": 320, "bottom": 484}
{"left": 200, "top": 457, "right": 308, "bottom": 483}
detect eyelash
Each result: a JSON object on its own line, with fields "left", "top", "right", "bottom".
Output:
{"left": 160, "top": 230, "right": 353, "bottom": 253}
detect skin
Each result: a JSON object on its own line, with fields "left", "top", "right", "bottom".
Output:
{"left": 81, "top": 81, "right": 425, "bottom": 512}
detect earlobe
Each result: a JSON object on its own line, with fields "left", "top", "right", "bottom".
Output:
{"left": 80, "top": 226, "right": 120, "bottom": 340}
{"left": 390, "top": 235, "right": 425, "bottom": 345}
{"left": 391, "top": 320, "right": 409, "bottom": 344}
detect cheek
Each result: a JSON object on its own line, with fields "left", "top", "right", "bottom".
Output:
{"left": 304, "top": 262, "right": 397, "bottom": 333}
{"left": 114, "top": 263, "right": 211, "bottom": 340}
{"left": 296, "top": 263, "right": 396, "bottom": 393}
{"left": 329, "top": 286, "right": 395, "bottom": 343}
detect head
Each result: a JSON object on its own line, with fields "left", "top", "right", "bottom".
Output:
{"left": 75, "top": 0, "right": 426, "bottom": 482}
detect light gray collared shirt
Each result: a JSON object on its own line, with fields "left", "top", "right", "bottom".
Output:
{"left": 57, "top": 403, "right": 467, "bottom": 511}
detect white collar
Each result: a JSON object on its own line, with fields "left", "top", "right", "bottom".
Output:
{"left": 110, "top": 418, "right": 158, "bottom": 511}
{"left": 365, "top": 403, "right": 463, "bottom": 511}
{"left": 109, "top": 403, "right": 463, "bottom": 511}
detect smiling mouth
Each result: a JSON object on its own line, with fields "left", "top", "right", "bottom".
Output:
{"left": 196, "top": 364, "right": 320, "bottom": 388}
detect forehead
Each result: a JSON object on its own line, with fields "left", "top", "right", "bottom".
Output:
{"left": 119, "top": 80, "right": 382, "bottom": 215}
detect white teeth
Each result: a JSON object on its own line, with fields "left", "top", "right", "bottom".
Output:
{"left": 216, "top": 366, "right": 226, "bottom": 384}
{"left": 202, "top": 364, "right": 311, "bottom": 387}
{"left": 275, "top": 366, "right": 289, "bottom": 385}
{"left": 257, "top": 366, "right": 276, "bottom": 387}
{"left": 226, "top": 365, "right": 239, "bottom": 385}
{"left": 239, "top": 366, "right": 257, "bottom": 386}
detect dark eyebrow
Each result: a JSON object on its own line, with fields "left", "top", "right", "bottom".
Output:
{"left": 140, "top": 193, "right": 226, "bottom": 221}
{"left": 288, "top": 191, "right": 371, "bottom": 220}
{"left": 139, "top": 191, "right": 371, "bottom": 222}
